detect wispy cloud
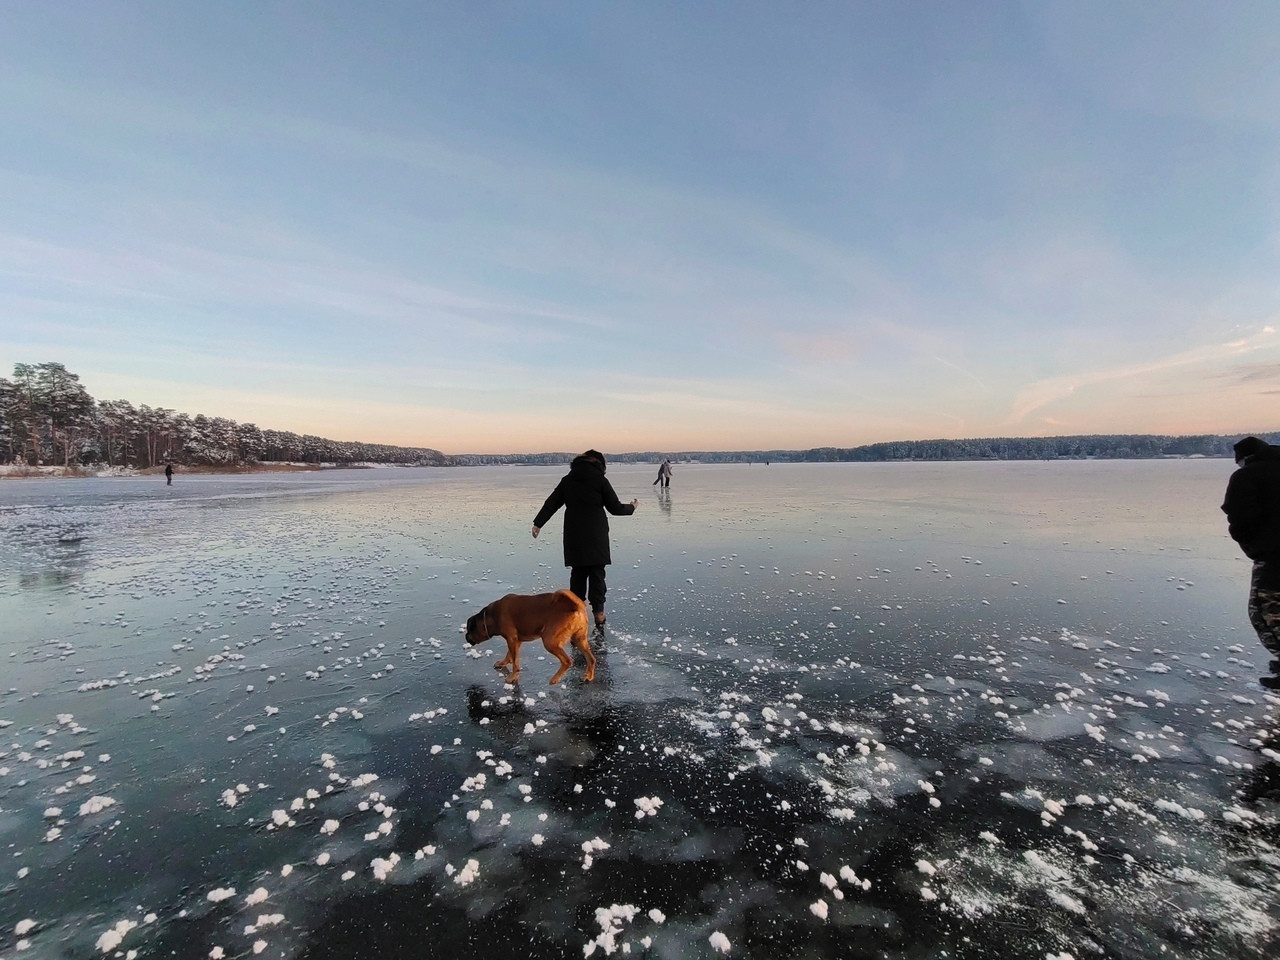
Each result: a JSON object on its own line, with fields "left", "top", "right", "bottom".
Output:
{"left": 1007, "top": 326, "right": 1279, "bottom": 426}
{"left": 1216, "top": 359, "right": 1280, "bottom": 387}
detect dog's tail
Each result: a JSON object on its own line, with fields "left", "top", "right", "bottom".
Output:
{"left": 552, "top": 589, "right": 586, "bottom": 614}
{"left": 552, "top": 590, "right": 588, "bottom": 630}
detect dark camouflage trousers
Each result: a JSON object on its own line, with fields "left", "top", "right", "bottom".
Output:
{"left": 1248, "top": 562, "right": 1280, "bottom": 657}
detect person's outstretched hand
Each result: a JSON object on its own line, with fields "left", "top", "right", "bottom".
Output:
{"left": 531, "top": 525, "right": 540, "bottom": 538}
{"left": 630, "top": 499, "right": 639, "bottom": 509}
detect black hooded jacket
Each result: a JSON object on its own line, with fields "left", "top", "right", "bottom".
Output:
{"left": 534, "top": 454, "right": 635, "bottom": 568}
{"left": 1222, "top": 440, "right": 1280, "bottom": 562}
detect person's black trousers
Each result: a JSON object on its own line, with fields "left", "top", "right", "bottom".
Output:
{"left": 569, "top": 566, "right": 607, "bottom": 613}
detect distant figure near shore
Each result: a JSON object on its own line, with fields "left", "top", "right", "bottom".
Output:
{"left": 164, "top": 462, "right": 173, "bottom": 485}
{"left": 1221, "top": 436, "right": 1280, "bottom": 690}
{"left": 653, "top": 459, "right": 672, "bottom": 488}
{"left": 532, "top": 449, "right": 637, "bottom": 628}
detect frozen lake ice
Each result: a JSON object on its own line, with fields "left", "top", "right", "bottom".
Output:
{"left": 1, "top": 461, "right": 1276, "bottom": 959}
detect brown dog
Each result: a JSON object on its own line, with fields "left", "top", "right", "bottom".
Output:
{"left": 464, "top": 590, "right": 595, "bottom": 685}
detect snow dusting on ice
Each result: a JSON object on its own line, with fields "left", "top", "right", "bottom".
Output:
{"left": 0, "top": 463, "right": 1276, "bottom": 959}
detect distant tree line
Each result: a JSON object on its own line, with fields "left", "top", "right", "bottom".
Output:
{"left": 455, "top": 433, "right": 1279, "bottom": 466}
{"left": 0, "top": 362, "right": 450, "bottom": 468}
{"left": 788, "top": 433, "right": 1280, "bottom": 462}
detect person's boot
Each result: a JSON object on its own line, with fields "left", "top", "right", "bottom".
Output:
{"left": 1261, "top": 675, "right": 1280, "bottom": 691}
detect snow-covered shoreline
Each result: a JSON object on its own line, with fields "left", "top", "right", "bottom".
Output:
{"left": 0, "top": 461, "right": 419, "bottom": 479}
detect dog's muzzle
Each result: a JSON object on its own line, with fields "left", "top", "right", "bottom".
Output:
{"left": 464, "top": 614, "right": 483, "bottom": 645}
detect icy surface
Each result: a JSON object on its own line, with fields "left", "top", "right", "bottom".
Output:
{"left": 0, "top": 461, "right": 1276, "bottom": 959}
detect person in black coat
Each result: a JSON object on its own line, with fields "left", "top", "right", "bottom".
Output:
{"left": 1221, "top": 436, "right": 1280, "bottom": 687}
{"left": 532, "top": 450, "right": 637, "bottom": 627}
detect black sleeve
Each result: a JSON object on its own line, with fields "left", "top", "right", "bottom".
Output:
{"left": 601, "top": 478, "right": 635, "bottom": 516}
{"left": 1222, "top": 471, "right": 1261, "bottom": 547}
{"left": 533, "top": 483, "right": 567, "bottom": 528}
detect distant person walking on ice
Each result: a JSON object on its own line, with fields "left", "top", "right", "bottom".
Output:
{"left": 1221, "top": 436, "right": 1280, "bottom": 689}
{"left": 532, "top": 450, "right": 637, "bottom": 628}
{"left": 164, "top": 462, "right": 174, "bottom": 485}
{"left": 653, "top": 459, "right": 672, "bottom": 487}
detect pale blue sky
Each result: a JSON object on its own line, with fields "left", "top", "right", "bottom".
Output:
{"left": 2, "top": 2, "right": 1278, "bottom": 453}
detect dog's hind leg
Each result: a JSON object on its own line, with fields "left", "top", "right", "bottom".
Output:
{"left": 544, "top": 635, "right": 573, "bottom": 685}
{"left": 571, "top": 627, "right": 596, "bottom": 682}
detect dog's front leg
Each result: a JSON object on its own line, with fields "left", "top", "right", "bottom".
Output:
{"left": 497, "top": 634, "right": 521, "bottom": 683}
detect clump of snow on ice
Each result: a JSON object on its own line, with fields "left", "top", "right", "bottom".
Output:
{"left": 1022, "top": 850, "right": 1069, "bottom": 882}
{"left": 633, "top": 796, "right": 663, "bottom": 818}
{"left": 248, "top": 914, "right": 285, "bottom": 933}
{"left": 1048, "top": 890, "right": 1087, "bottom": 914}
{"left": 453, "top": 858, "right": 480, "bottom": 886}
{"left": 95, "top": 919, "right": 138, "bottom": 953}
{"left": 372, "top": 853, "right": 400, "bottom": 881}
{"left": 1155, "top": 798, "right": 1205, "bottom": 821}
{"left": 839, "top": 864, "right": 872, "bottom": 890}
{"left": 79, "top": 796, "right": 115, "bottom": 816}
{"left": 581, "top": 836, "right": 611, "bottom": 870}
{"left": 709, "top": 931, "right": 731, "bottom": 953}
{"left": 584, "top": 904, "right": 640, "bottom": 956}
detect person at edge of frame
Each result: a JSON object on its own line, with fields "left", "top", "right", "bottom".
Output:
{"left": 1221, "top": 435, "right": 1280, "bottom": 690}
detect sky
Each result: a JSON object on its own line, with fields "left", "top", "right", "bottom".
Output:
{"left": 2, "top": 2, "right": 1279, "bottom": 455}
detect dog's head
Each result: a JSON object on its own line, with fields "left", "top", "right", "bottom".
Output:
{"left": 464, "top": 605, "right": 492, "bottom": 646}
